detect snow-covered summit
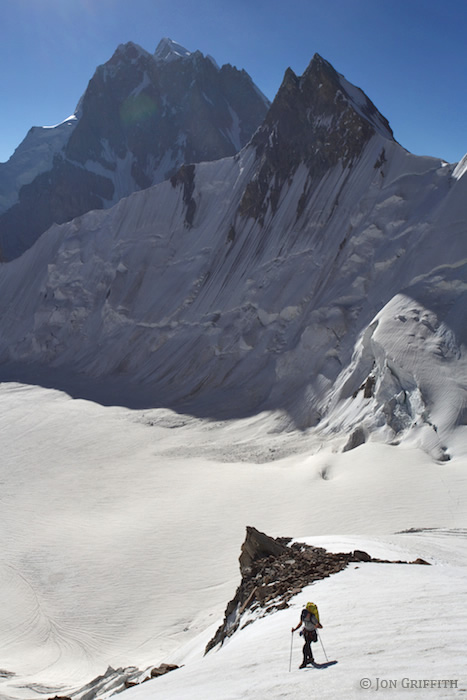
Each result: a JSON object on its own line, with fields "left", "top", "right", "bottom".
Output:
{"left": 0, "top": 39, "right": 269, "bottom": 260}
{"left": 153, "top": 38, "right": 220, "bottom": 72}
{"left": 154, "top": 37, "right": 192, "bottom": 62}
{"left": 0, "top": 117, "right": 79, "bottom": 216}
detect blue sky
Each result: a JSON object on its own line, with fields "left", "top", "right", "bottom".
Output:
{"left": 1, "top": 0, "right": 466, "bottom": 163}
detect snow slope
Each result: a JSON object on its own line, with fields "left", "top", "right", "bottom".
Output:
{"left": 0, "top": 382, "right": 466, "bottom": 698}
{"left": 0, "top": 132, "right": 465, "bottom": 458}
{"left": 121, "top": 532, "right": 467, "bottom": 700}
{"left": 0, "top": 50, "right": 466, "bottom": 699}
{"left": 0, "top": 117, "right": 78, "bottom": 213}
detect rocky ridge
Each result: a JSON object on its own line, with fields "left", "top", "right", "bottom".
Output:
{"left": 47, "top": 662, "right": 179, "bottom": 700}
{"left": 39, "top": 525, "right": 429, "bottom": 699}
{"left": 0, "top": 48, "right": 465, "bottom": 457}
{"left": 205, "top": 526, "right": 429, "bottom": 653}
{"left": 38, "top": 525, "right": 428, "bottom": 699}
{"left": 239, "top": 53, "right": 393, "bottom": 224}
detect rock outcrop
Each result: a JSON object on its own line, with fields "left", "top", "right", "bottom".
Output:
{"left": 47, "top": 662, "right": 179, "bottom": 700}
{"left": 205, "top": 526, "right": 429, "bottom": 653}
{"left": 239, "top": 53, "right": 393, "bottom": 224}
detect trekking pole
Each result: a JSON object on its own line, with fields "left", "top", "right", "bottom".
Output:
{"left": 317, "top": 631, "right": 329, "bottom": 663}
{"left": 289, "top": 631, "right": 294, "bottom": 672}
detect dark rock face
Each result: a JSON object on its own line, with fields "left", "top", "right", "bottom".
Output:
{"left": 239, "top": 54, "right": 393, "bottom": 224}
{"left": 239, "top": 526, "right": 289, "bottom": 573}
{"left": 0, "top": 40, "right": 269, "bottom": 260}
{"left": 0, "top": 158, "right": 114, "bottom": 260}
{"left": 205, "top": 527, "right": 352, "bottom": 653}
{"left": 66, "top": 42, "right": 268, "bottom": 176}
{"left": 170, "top": 163, "right": 197, "bottom": 226}
{"left": 205, "top": 527, "right": 429, "bottom": 653}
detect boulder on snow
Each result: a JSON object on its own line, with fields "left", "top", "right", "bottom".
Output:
{"left": 150, "top": 663, "right": 179, "bottom": 677}
{"left": 342, "top": 426, "right": 367, "bottom": 452}
{"left": 351, "top": 549, "right": 372, "bottom": 562}
{"left": 239, "top": 526, "right": 289, "bottom": 574}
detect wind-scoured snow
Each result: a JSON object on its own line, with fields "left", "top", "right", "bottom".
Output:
{"left": 452, "top": 152, "right": 467, "bottom": 180}
{"left": 337, "top": 71, "right": 393, "bottom": 140}
{"left": 0, "top": 117, "right": 78, "bottom": 212}
{"left": 0, "top": 130, "right": 464, "bottom": 457}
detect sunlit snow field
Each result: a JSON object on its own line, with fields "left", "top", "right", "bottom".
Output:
{"left": 0, "top": 381, "right": 466, "bottom": 698}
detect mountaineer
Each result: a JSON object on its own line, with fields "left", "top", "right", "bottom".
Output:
{"left": 291, "top": 601, "right": 323, "bottom": 668}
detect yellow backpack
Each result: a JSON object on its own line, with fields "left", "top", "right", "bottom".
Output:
{"left": 305, "top": 601, "right": 320, "bottom": 623}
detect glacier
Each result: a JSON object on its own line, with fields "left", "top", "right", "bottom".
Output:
{"left": 0, "top": 47, "right": 466, "bottom": 699}
{"left": 0, "top": 55, "right": 466, "bottom": 458}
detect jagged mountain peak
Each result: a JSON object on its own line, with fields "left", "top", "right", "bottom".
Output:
{"left": 240, "top": 53, "right": 395, "bottom": 223}
{"left": 0, "top": 44, "right": 463, "bottom": 460}
{"left": 302, "top": 52, "right": 393, "bottom": 139}
{"left": 154, "top": 37, "right": 221, "bottom": 72}
{"left": 103, "top": 38, "right": 213, "bottom": 73}
{"left": 258, "top": 52, "right": 393, "bottom": 154}
{"left": 0, "top": 38, "right": 270, "bottom": 260}
{"left": 109, "top": 40, "right": 152, "bottom": 65}
{"left": 154, "top": 37, "right": 192, "bottom": 63}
